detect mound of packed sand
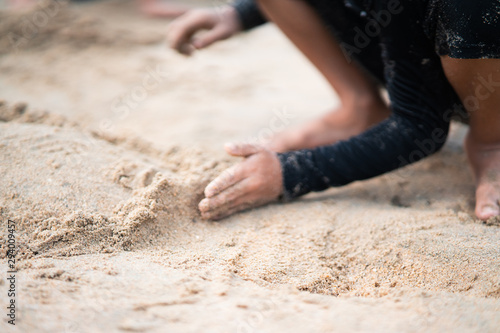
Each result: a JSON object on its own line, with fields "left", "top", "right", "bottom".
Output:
{"left": 0, "top": 101, "right": 231, "bottom": 258}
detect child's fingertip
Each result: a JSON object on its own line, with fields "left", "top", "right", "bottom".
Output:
{"left": 178, "top": 44, "right": 194, "bottom": 56}
{"left": 198, "top": 198, "right": 209, "bottom": 212}
{"left": 224, "top": 142, "right": 237, "bottom": 153}
{"left": 192, "top": 40, "right": 203, "bottom": 49}
{"left": 204, "top": 185, "right": 216, "bottom": 198}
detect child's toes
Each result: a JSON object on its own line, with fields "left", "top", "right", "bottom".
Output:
{"left": 476, "top": 204, "right": 500, "bottom": 221}
{"left": 475, "top": 183, "right": 500, "bottom": 220}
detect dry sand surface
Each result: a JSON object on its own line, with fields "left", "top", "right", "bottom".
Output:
{"left": 0, "top": 1, "right": 499, "bottom": 332}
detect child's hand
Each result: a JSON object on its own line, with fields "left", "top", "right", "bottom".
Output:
{"left": 167, "top": 6, "right": 242, "bottom": 55}
{"left": 199, "top": 143, "right": 283, "bottom": 220}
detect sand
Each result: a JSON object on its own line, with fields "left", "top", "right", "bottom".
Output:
{"left": 0, "top": 1, "right": 499, "bottom": 332}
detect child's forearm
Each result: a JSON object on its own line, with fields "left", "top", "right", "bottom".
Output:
{"left": 278, "top": 110, "right": 451, "bottom": 200}
{"left": 232, "top": 0, "right": 267, "bottom": 30}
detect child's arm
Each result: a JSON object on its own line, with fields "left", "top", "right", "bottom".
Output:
{"left": 199, "top": 96, "right": 454, "bottom": 220}
{"left": 199, "top": 54, "right": 459, "bottom": 220}
{"left": 199, "top": 105, "right": 453, "bottom": 220}
{"left": 278, "top": 109, "right": 450, "bottom": 200}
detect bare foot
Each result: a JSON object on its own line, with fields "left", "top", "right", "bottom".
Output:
{"left": 139, "top": 0, "right": 191, "bottom": 18}
{"left": 466, "top": 134, "right": 500, "bottom": 220}
{"left": 266, "top": 95, "right": 390, "bottom": 153}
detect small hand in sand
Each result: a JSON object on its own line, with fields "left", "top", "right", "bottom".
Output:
{"left": 199, "top": 143, "right": 283, "bottom": 220}
{"left": 167, "top": 6, "right": 241, "bottom": 55}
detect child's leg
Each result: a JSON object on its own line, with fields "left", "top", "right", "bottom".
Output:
{"left": 257, "top": 0, "right": 390, "bottom": 152}
{"left": 442, "top": 57, "right": 500, "bottom": 220}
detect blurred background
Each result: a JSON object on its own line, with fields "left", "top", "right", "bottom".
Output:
{"left": 0, "top": 0, "right": 337, "bottom": 152}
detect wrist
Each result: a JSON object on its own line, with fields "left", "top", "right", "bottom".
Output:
{"left": 221, "top": 6, "right": 243, "bottom": 33}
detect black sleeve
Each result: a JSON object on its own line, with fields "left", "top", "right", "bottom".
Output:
{"left": 278, "top": 106, "right": 451, "bottom": 201}
{"left": 232, "top": 0, "right": 267, "bottom": 30}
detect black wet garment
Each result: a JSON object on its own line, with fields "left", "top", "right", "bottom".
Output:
{"left": 232, "top": 0, "right": 500, "bottom": 200}
{"left": 425, "top": 0, "right": 500, "bottom": 59}
{"left": 233, "top": 0, "right": 266, "bottom": 31}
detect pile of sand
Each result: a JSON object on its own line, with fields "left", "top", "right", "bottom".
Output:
{"left": 0, "top": 101, "right": 231, "bottom": 258}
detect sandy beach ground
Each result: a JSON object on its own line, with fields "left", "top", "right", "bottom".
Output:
{"left": 0, "top": 1, "right": 499, "bottom": 332}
